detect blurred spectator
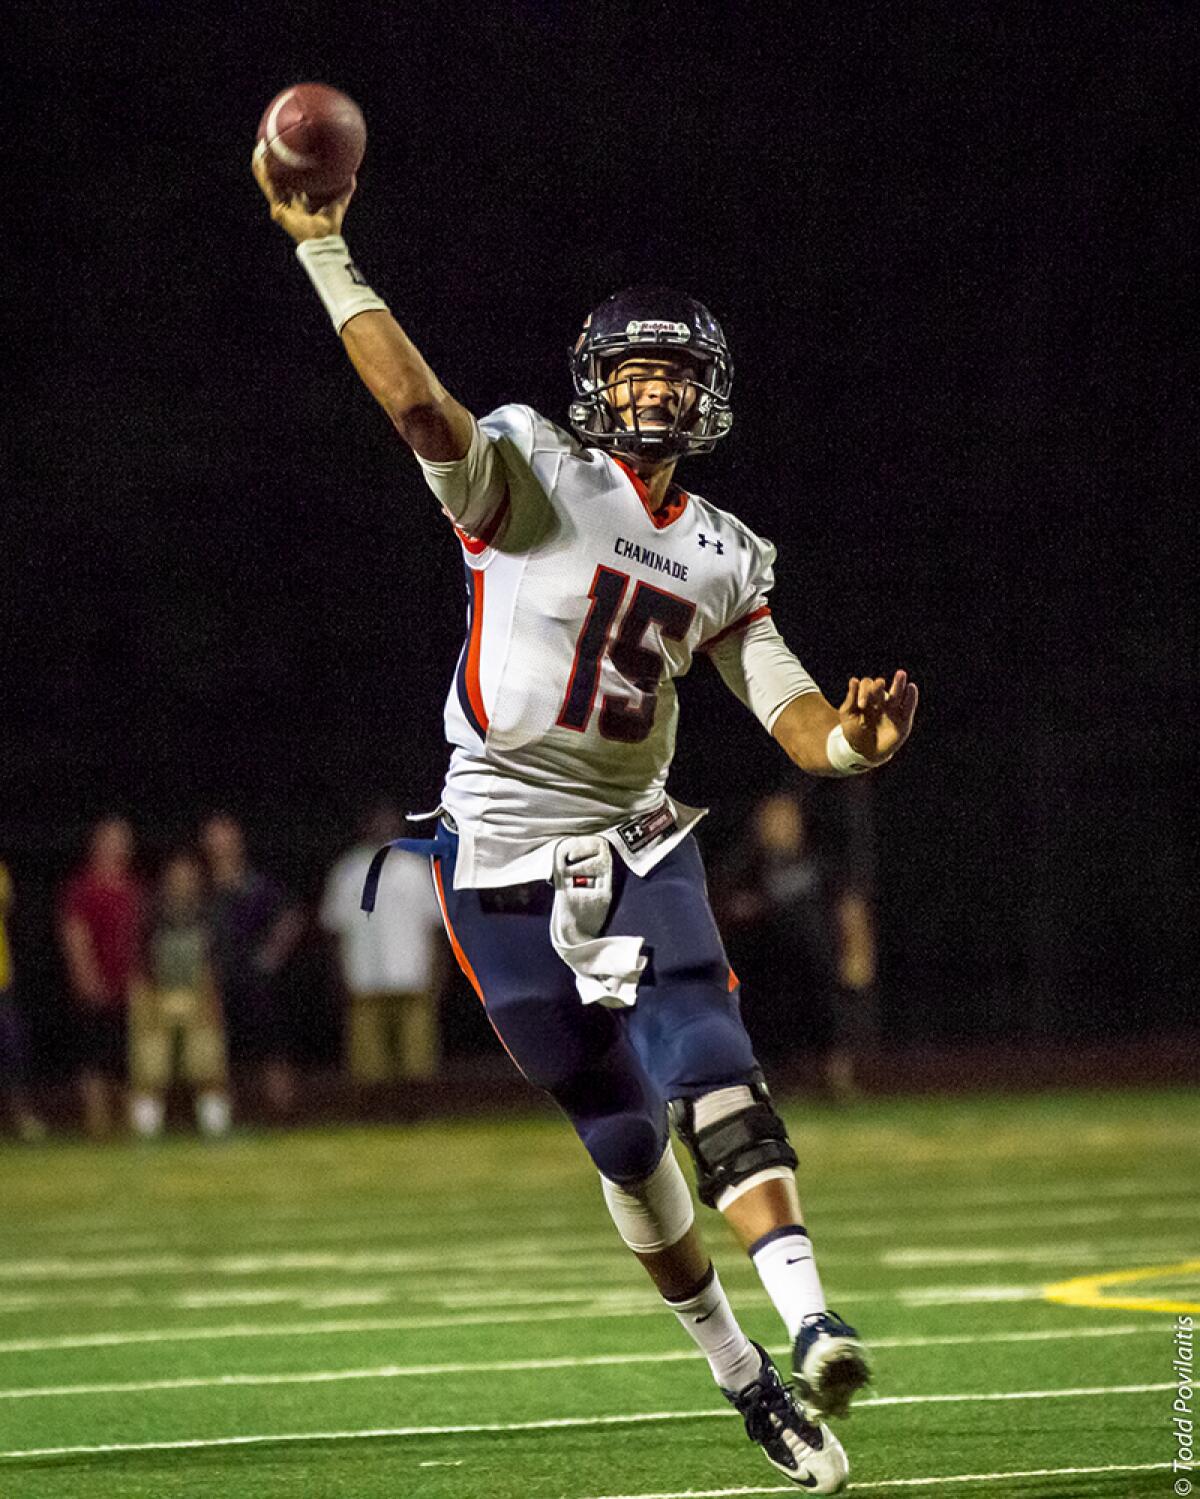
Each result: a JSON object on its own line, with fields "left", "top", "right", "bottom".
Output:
{"left": 128, "top": 850, "right": 231, "bottom": 1139}
{"left": 320, "top": 802, "right": 446, "bottom": 1094}
{"left": 0, "top": 859, "right": 46, "bottom": 1141}
{"left": 200, "top": 814, "right": 303, "bottom": 1119}
{"left": 716, "top": 788, "right": 879, "bottom": 1100}
{"left": 58, "top": 817, "right": 143, "bottom": 1138}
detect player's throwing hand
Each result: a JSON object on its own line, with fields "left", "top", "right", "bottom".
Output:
{"left": 252, "top": 148, "right": 355, "bottom": 243}
{"left": 838, "top": 669, "right": 919, "bottom": 764}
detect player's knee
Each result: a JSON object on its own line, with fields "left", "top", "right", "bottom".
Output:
{"left": 670, "top": 1077, "right": 797, "bottom": 1210}
{"left": 581, "top": 1110, "right": 666, "bottom": 1184}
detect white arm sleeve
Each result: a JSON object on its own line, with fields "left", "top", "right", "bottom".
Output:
{"left": 708, "top": 615, "right": 819, "bottom": 732}
{"left": 414, "top": 415, "right": 506, "bottom": 534}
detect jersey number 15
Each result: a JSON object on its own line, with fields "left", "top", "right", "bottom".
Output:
{"left": 556, "top": 565, "right": 696, "bottom": 744}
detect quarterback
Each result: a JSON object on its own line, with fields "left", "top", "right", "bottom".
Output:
{"left": 255, "top": 155, "right": 917, "bottom": 1493}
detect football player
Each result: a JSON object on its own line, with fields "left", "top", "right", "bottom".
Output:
{"left": 255, "top": 154, "right": 918, "bottom": 1494}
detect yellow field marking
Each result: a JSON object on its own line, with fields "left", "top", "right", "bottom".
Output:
{"left": 1045, "top": 1258, "right": 1200, "bottom": 1314}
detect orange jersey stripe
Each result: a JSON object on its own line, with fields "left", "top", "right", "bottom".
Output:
{"left": 702, "top": 603, "right": 772, "bottom": 652}
{"left": 454, "top": 487, "right": 511, "bottom": 556}
{"left": 464, "top": 567, "right": 490, "bottom": 733}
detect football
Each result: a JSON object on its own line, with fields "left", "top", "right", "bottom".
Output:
{"left": 255, "top": 83, "right": 366, "bottom": 207}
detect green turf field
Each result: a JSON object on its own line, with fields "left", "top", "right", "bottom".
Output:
{"left": 0, "top": 1087, "right": 1196, "bottom": 1498}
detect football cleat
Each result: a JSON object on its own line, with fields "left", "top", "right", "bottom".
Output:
{"left": 723, "top": 1343, "right": 849, "bottom": 1492}
{"left": 792, "top": 1310, "right": 872, "bottom": 1421}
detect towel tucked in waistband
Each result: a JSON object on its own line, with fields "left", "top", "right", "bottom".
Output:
{"left": 548, "top": 836, "right": 646, "bottom": 1009}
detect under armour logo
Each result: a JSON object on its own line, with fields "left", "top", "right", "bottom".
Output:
{"left": 697, "top": 533, "right": 724, "bottom": 553}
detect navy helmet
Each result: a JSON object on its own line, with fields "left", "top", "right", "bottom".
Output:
{"left": 568, "top": 286, "right": 734, "bottom": 458}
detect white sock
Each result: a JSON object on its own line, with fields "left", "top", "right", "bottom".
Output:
{"left": 130, "top": 1094, "right": 164, "bottom": 1139}
{"left": 751, "top": 1227, "right": 826, "bottom": 1339}
{"left": 196, "top": 1091, "right": 231, "bottom": 1137}
{"left": 664, "top": 1264, "right": 763, "bottom": 1393}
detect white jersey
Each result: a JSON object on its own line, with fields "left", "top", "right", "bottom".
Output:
{"left": 433, "top": 405, "right": 785, "bottom": 889}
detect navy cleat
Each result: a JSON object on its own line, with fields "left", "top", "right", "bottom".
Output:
{"left": 723, "top": 1342, "right": 848, "bottom": 1492}
{"left": 792, "top": 1310, "right": 872, "bottom": 1421}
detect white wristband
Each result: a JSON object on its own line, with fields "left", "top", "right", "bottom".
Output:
{"left": 825, "top": 723, "right": 875, "bottom": 776}
{"left": 295, "top": 235, "right": 388, "bottom": 333}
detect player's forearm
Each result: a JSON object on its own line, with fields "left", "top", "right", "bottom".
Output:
{"left": 771, "top": 693, "right": 844, "bottom": 775}
{"left": 711, "top": 621, "right": 845, "bottom": 773}
{"left": 254, "top": 151, "right": 476, "bottom": 463}
{"left": 341, "top": 311, "right": 474, "bottom": 461}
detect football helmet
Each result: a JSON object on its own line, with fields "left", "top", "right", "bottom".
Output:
{"left": 569, "top": 286, "right": 734, "bottom": 458}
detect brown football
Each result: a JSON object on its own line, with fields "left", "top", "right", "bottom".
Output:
{"left": 255, "top": 83, "right": 366, "bottom": 207}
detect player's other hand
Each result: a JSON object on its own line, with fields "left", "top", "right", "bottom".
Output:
{"left": 252, "top": 148, "right": 355, "bottom": 242}
{"left": 838, "top": 670, "right": 919, "bottom": 763}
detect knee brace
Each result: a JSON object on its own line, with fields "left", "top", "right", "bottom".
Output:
{"left": 670, "top": 1077, "right": 798, "bottom": 1210}
{"left": 600, "top": 1143, "right": 696, "bottom": 1254}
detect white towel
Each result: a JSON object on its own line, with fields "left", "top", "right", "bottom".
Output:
{"left": 549, "top": 836, "right": 646, "bottom": 1008}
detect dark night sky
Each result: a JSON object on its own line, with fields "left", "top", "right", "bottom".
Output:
{"left": 5, "top": 2, "right": 1195, "bottom": 1041}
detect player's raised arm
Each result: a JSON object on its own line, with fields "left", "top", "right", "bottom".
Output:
{"left": 252, "top": 151, "right": 473, "bottom": 463}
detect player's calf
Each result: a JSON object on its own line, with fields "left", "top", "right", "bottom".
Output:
{"left": 674, "top": 1080, "right": 872, "bottom": 1421}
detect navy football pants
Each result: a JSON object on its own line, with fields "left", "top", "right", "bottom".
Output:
{"left": 433, "top": 831, "right": 761, "bottom": 1186}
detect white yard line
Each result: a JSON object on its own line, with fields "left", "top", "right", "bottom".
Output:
{"left": 0, "top": 1281, "right": 1102, "bottom": 1355}
{"left": 0, "top": 1179, "right": 1195, "bottom": 1270}
{"left": 0, "top": 1301, "right": 665, "bottom": 1353}
{"left": 577, "top": 1462, "right": 1174, "bottom": 1498}
{"left": 0, "top": 1208, "right": 1182, "bottom": 1265}
{"left": 822, "top": 1207, "right": 1126, "bottom": 1237}
{"left": 0, "top": 1383, "right": 1173, "bottom": 1461}
{"left": 0, "top": 1234, "right": 1190, "bottom": 1286}
{"left": 0, "top": 1279, "right": 1043, "bottom": 1321}
{"left": 0, "top": 1280, "right": 1079, "bottom": 1353}
{"left": 0, "top": 1322, "right": 1169, "bottom": 1401}
{"left": 0, "top": 1244, "right": 639, "bottom": 1283}
{"left": 826, "top": 1176, "right": 1200, "bottom": 1213}
{"left": 0, "top": 1289, "right": 144, "bottom": 1314}
{"left": 0, "top": 1172, "right": 1194, "bottom": 1247}
{"left": 884, "top": 1240, "right": 1200, "bottom": 1266}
